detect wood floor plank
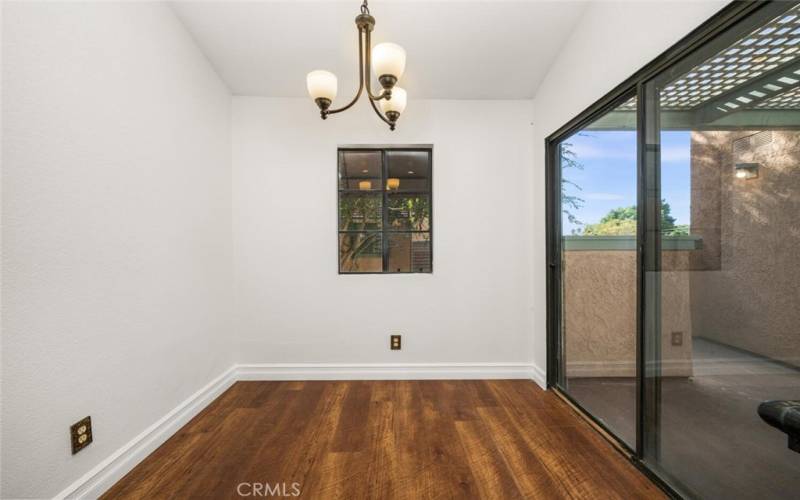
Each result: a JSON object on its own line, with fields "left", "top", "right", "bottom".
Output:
{"left": 392, "top": 382, "right": 426, "bottom": 496}
{"left": 177, "top": 407, "right": 269, "bottom": 498}
{"left": 488, "top": 383, "right": 622, "bottom": 498}
{"left": 330, "top": 381, "right": 372, "bottom": 452}
{"left": 476, "top": 406, "right": 572, "bottom": 499}
{"left": 455, "top": 418, "right": 525, "bottom": 499}
{"left": 307, "top": 451, "right": 364, "bottom": 499}
{"left": 416, "top": 403, "right": 479, "bottom": 499}
{"left": 422, "top": 380, "right": 479, "bottom": 421}
{"left": 102, "top": 380, "right": 666, "bottom": 500}
{"left": 363, "top": 399, "right": 401, "bottom": 499}
{"left": 274, "top": 382, "right": 349, "bottom": 496}
{"left": 238, "top": 382, "right": 341, "bottom": 492}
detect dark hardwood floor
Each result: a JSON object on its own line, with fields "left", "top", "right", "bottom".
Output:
{"left": 102, "top": 380, "right": 663, "bottom": 499}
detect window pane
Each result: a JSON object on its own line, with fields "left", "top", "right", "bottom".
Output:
{"left": 387, "top": 194, "right": 430, "bottom": 231}
{"left": 339, "top": 193, "right": 382, "bottom": 231}
{"left": 339, "top": 232, "right": 382, "bottom": 273}
{"left": 338, "top": 147, "right": 432, "bottom": 274}
{"left": 387, "top": 233, "right": 431, "bottom": 273}
{"left": 386, "top": 151, "right": 430, "bottom": 192}
{"left": 339, "top": 150, "right": 382, "bottom": 191}
{"left": 558, "top": 96, "right": 638, "bottom": 449}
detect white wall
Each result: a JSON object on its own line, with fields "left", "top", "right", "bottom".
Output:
{"left": 1, "top": 2, "right": 233, "bottom": 497}
{"left": 233, "top": 98, "right": 535, "bottom": 368}
{"left": 529, "top": 0, "right": 728, "bottom": 373}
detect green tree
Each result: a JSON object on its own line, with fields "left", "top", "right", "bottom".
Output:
{"left": 583, "top": 206, "right": 637, "bottom": 235}
{"left": 560, "top": 141, "right": 584, "bottom": 228}
{"left": 387, "top": 195, "right": 430, "bottom": 231}
{"left": 338, "top": 194, "right": 432, "bottom": 270}
{"left": 583, "top": 201, "right": 689, "bottom": 236}
{"left": 338, "top": 195, "right": 382, "bottom": 270}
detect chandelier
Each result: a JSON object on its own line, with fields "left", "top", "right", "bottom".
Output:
{"left": 306, "top": 0, "right": 407, "bottom": 131}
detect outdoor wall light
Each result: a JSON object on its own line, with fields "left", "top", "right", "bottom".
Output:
{"left": 358, "top": 180, "right": 372, "bottom": 190}
{"left": 306, "top": 0, "right": 407, "bottom": 130}
{"left": 735, "top": 163, "right": 759, "bottom": 180}
{"left": 387, "top": 178, "right": 400, "bottom": 190}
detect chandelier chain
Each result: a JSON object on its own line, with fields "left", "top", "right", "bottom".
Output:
{"left": 361, "top": 0, "right": 369, "bottom": 15}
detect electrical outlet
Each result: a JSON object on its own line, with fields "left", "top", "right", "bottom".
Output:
{"left": 390, "top": 335, "right": 401, "bottom": 350}
{"left": 70, "top": 416, "right": 93, "bottom": 454}
{"left": 671, "top": 331, "right": 683, "bottom": 347}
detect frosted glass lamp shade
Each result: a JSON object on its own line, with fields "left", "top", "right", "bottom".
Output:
{"left": 380, "top": 87, "right": 407, "bottom": 114}
{"left": 306, "top": 70, "right": 338, "bottom": 101}
{"left": 372, "top": 43, "right": 406, "bottom": 79}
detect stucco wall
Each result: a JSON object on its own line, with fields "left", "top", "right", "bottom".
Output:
{"left": 564, "top": 248, "right": 693, "bottom": 377}
{"left": 561, "top": 129, "right": 800, "bottom": 376}
{"left": 690, "top": 130, "right": 800, "bottom": 367}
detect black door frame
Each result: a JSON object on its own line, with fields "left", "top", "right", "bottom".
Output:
{"left": 544, "top": 1, "right": 788, "bottom": 497}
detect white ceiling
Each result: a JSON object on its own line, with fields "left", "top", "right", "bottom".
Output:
{"left": 170, "top": 1, "right": 587, "bottom": 99}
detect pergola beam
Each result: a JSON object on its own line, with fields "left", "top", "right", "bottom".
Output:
{"left": 585, "top": 109, "right": 800, "bottom": 131}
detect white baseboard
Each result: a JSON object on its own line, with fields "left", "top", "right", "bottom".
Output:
{"left": 54, "top": 366, "right": 237, "bottom": 500}
{"left": 57, "top": 361, "right": 542, "bottom": 498}
{"left": 237, "top": 362, "right": 538, "bottom": 381}
{"left": 530, "top": 363, "right": 547, "bottom": 389}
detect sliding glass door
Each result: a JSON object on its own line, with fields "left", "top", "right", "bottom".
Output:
{"left": 555, "top": 95, "right": 639, "bottom": 449}
{"left": 641, "top": 2, "right": 800, "bottom": 497}
{"left": 549, "top": 2, "right": 800, "bottom": 498}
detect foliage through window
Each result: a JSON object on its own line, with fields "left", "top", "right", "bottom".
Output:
{"left": 338, "top": 147, "right": 432, "bottom": 273}
{"left": 560, "top": 131, "right": 691, "bottom": 237}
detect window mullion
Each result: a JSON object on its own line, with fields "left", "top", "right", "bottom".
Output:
{"left": 382, "top": 150, "right": 389, "bottom": 273}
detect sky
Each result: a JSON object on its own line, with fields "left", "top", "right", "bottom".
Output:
{"left": 561, "top": 130, "right": 691, "bottom": 234}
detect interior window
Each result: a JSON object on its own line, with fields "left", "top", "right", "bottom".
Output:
{"left": 338, "top": 147, "right": 432, "bottom": 273}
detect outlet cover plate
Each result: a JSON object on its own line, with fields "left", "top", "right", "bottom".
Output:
{"left": 70, "top": 416, "right": 93, "bottom": 454}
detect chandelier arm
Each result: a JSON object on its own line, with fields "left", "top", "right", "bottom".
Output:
{"left": 325, "top": 28, "right": 366, "bottom": 115}
{"left": 365, "top": 28, "right": 390, "bottom": 101}
{"left": 367, "top": 91, "right": 394, "bottom": 129}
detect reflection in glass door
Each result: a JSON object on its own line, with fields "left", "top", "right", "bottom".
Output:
{"left": 556, "top": 96, "right": 639, "bottom": 448}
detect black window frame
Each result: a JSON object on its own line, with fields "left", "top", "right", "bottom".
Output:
{"left": 337, "top": 145, "right": 433, "bottom": 274}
